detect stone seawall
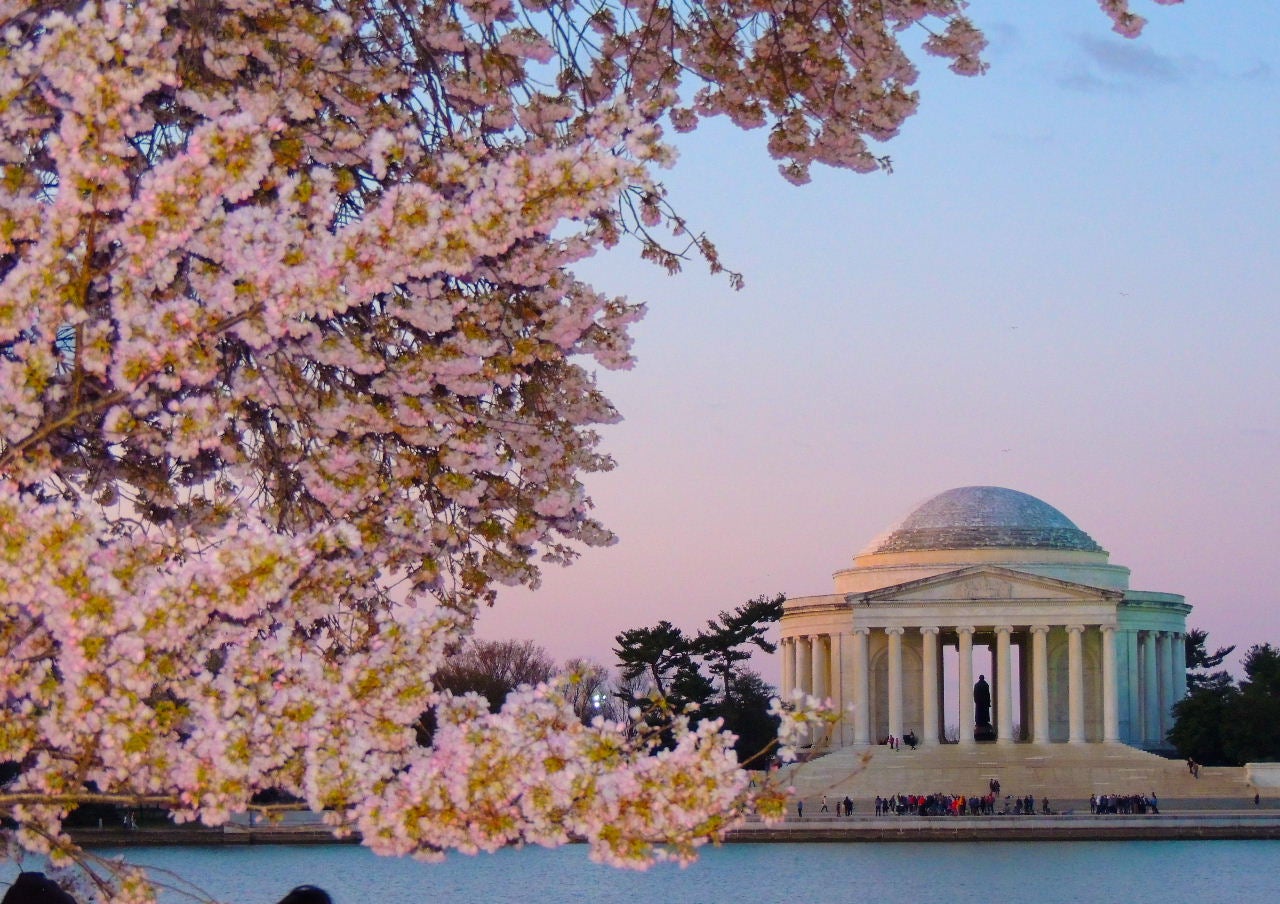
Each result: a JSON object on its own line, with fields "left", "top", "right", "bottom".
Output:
{"left": 71, "top": 826, "right": 359, "bottom": 847}
{"left": 71, "top": 811, "right": 1280, "bottom": 848}
{"left": 727, "top": 812, "right": 1280, "bottom": 842}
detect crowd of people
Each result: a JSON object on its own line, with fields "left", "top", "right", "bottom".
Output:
{"left": 1089, "top": 793, "right": 1160, "bottom": 814}
{"left": 794, "top": 787, "right": 1178, "bottom": 819}
{"left": 874, "top": 792, "right": 1052, "bottom": 816}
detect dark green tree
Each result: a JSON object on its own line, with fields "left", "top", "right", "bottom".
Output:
{"left": 1185, "top": 628, "right": 1236, "bottom": 690}
{"left": 614, "top": 620, "right": 709, "bottom": 705}
{"left": 614, "top": 595, "right": 784, "bottom": 763}
{"left": 693, "top": 594, "right": 785, "bottom": 696}
{"left": 1168, "top": 671, "right": 1239, "bottom": 766}
{"left": 1223, "top": 644, "right": 1280, "bottom": 764}
{"left": 718, "top": 669, "right": 781, "bottom": 769}
{"left": 1169, "top": 628, "right": 1239, "bottom": 765}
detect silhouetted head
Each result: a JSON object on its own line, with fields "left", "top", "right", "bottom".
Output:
{"left": 2, "top": 872, "right": 78, "bottom": 904}
{"left": 277, "top": 886, "right": 333, "bottom": 904}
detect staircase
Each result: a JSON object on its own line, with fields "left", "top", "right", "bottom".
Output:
{"left": 781, "top": 742, "right": 1255, "bottom": 809}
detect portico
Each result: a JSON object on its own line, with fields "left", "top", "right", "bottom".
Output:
{"left": 780, "top": 487, "right": 1190, "bottom": 752}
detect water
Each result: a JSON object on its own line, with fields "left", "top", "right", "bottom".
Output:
{"left": 5, "top": 841, "right": 1279, "bottom": 904}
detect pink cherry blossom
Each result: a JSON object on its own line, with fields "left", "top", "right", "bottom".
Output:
{"left": 0, "top": 2, "right": 1172, "bottom": 899}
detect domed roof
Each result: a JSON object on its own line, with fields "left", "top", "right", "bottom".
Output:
{"left": 861, "top": 486, "right": 1103, "bottom": 555}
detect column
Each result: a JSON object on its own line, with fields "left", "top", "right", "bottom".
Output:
{"left": 797, "top": 636, "right": 813, "bottom": 696}
{"left": 1018, "top": 633, "right": 1031, "bottom": 740}
{"left": 1141, "top": 630, "right": 1159, "bottom": 745}
{"left": 832, "top": 633, "right": 848, "bottom": 746}
{"left": 1157, "top": 631, "right": 1174, "bottom": 741}
{"left": 1101, "top": 625, "right": 1119, "bottom": 742}
{"left": 1167, "top": 632, "right": 1185, "bottom": 721}
{"left": 1124, "top": 628, "right": 1140, "bottom": 744}
{"left": 852, "top": 628, "right": 870, "bottom": 745}
{"left": 1174, "top": 632, "right": 1188, "bottom": 705}
{"left": 887, "top": 628, "right": 904, "bottom": 742}
{"left": 995, "top": 625, "right": 1013, "bottom": 744}
{"left": 781, "top": 638, "right": 795, "bottom": 699}
{"left": 921, "top": 627, "right": 939, "bottom": 745}
{"left": 1031, "top": 626, "right": 1050, "bottom": 743}
{"left": 813, "top": 634, "right": 829, "bottom": 701}
{"left": 1067, "top": 625, "right": 1085, "bottom": 743}
{"left": 813, "top": 634, "right": 830, "bottom": 748}
{"left": 958, "top": 626, "right": 975, "bottom": 744}
{"left": 788, "top": 635, "right": 798, "bottom": 696}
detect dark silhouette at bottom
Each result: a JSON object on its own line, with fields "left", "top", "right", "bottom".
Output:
{"left": 1, "top": 872, "right": 78, "bottom": 904}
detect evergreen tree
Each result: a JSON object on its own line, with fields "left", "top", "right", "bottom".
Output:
{"left": 694, "top": 594, "right": 785, "bottom": 697}
{"left": 1224, "top": 644, "right": 1280, "bottom": 764}
{"left": 615, "top": 621, "right": 703, "bottom": 702}
{"left": 614, "top": 596, "right": 784, "bottom": 760}
{"left": 1185, "top": 628, "right": 1236, "bottom": 689}
{"left": 1171, "top": 640, "right": 1280, "bottom": 766}
{"left": 1168, "top": 671, "right": 1239, "bottom": 766}
{"left": 718, "top": 670, "right": 782, "bottom": 770}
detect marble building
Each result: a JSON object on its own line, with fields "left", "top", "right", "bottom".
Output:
{"left": 779, "top": 487, "right": 1190, "bottom": 751}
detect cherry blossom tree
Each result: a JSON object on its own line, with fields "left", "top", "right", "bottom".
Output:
{"left": 0, "top": 1, "right": 1176, "bottom": 899}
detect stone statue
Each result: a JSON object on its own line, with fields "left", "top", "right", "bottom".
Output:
{"left": 974, "top": 674, "right": 992, "bottom": 727}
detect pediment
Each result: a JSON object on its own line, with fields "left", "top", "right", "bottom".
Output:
{"left": 852, "top": 565, "right": 1121, "bottom": 604}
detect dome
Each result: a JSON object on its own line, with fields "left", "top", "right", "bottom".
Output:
{"left": 861, "top": 486, "right": 1103, "bottom": 556}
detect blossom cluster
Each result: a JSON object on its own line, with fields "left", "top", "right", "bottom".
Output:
{"left": 0, "top": 1, "right": 1172, "bottom": 900}
{"left": 1098, "top": 0, "right": 1184, "bottom": 38}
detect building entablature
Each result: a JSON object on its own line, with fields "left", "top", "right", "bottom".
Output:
{"left": 845, "top": 607, "right": 1121, "bottom": 635}
{"left": 1117, "top": 593, "right": 1192, "bottom": 631}
{"left": 847, "top": 564, "right": 1125, "bottom": 604}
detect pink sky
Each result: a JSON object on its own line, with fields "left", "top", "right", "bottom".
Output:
{"left": 475, "top": 1, "right": 1280, "bottom": 685}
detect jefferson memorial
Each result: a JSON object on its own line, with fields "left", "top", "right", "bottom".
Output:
{"left": 779, "top": 486, "right": 1191, "bottom": 752}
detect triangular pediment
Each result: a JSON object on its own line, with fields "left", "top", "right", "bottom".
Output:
{"left": 852, "top": 565, "right": 1122, "bottom": 604}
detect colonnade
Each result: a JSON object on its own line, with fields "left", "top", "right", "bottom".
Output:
{"left": 779, "top": 625, "right": 1186, "bottom": 748}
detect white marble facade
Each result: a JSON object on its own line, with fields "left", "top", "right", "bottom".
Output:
{"left": 780, "top": 487, "right": 1189, "bottom": 751}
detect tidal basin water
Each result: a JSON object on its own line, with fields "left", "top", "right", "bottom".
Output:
{"left": 12, "top": 841, "right": 1279, "bottom": 904}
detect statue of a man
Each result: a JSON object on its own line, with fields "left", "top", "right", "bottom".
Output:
{"left": 974, "top": 674, "right": 992, "bottom": 727}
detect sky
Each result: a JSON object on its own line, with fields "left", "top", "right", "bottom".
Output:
{"left": 474, "top": 1, "right": 1280, "bottom": 685}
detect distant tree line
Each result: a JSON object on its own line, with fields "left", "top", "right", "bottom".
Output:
{"left": 613, "top": 593, "right": 785, "bottom": 769}
{"left": 416, "top": 639, "right": 621, "bottom": 745}
{"left": 1169, "top": 630, "right": 1280, "bottom": 766}
{"left": 420, "top": 593, "right": 787, "bottom": 769}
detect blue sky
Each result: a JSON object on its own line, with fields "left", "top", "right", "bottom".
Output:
{"left": 477, "top": 1, "right": 1280, "bottom": 682}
